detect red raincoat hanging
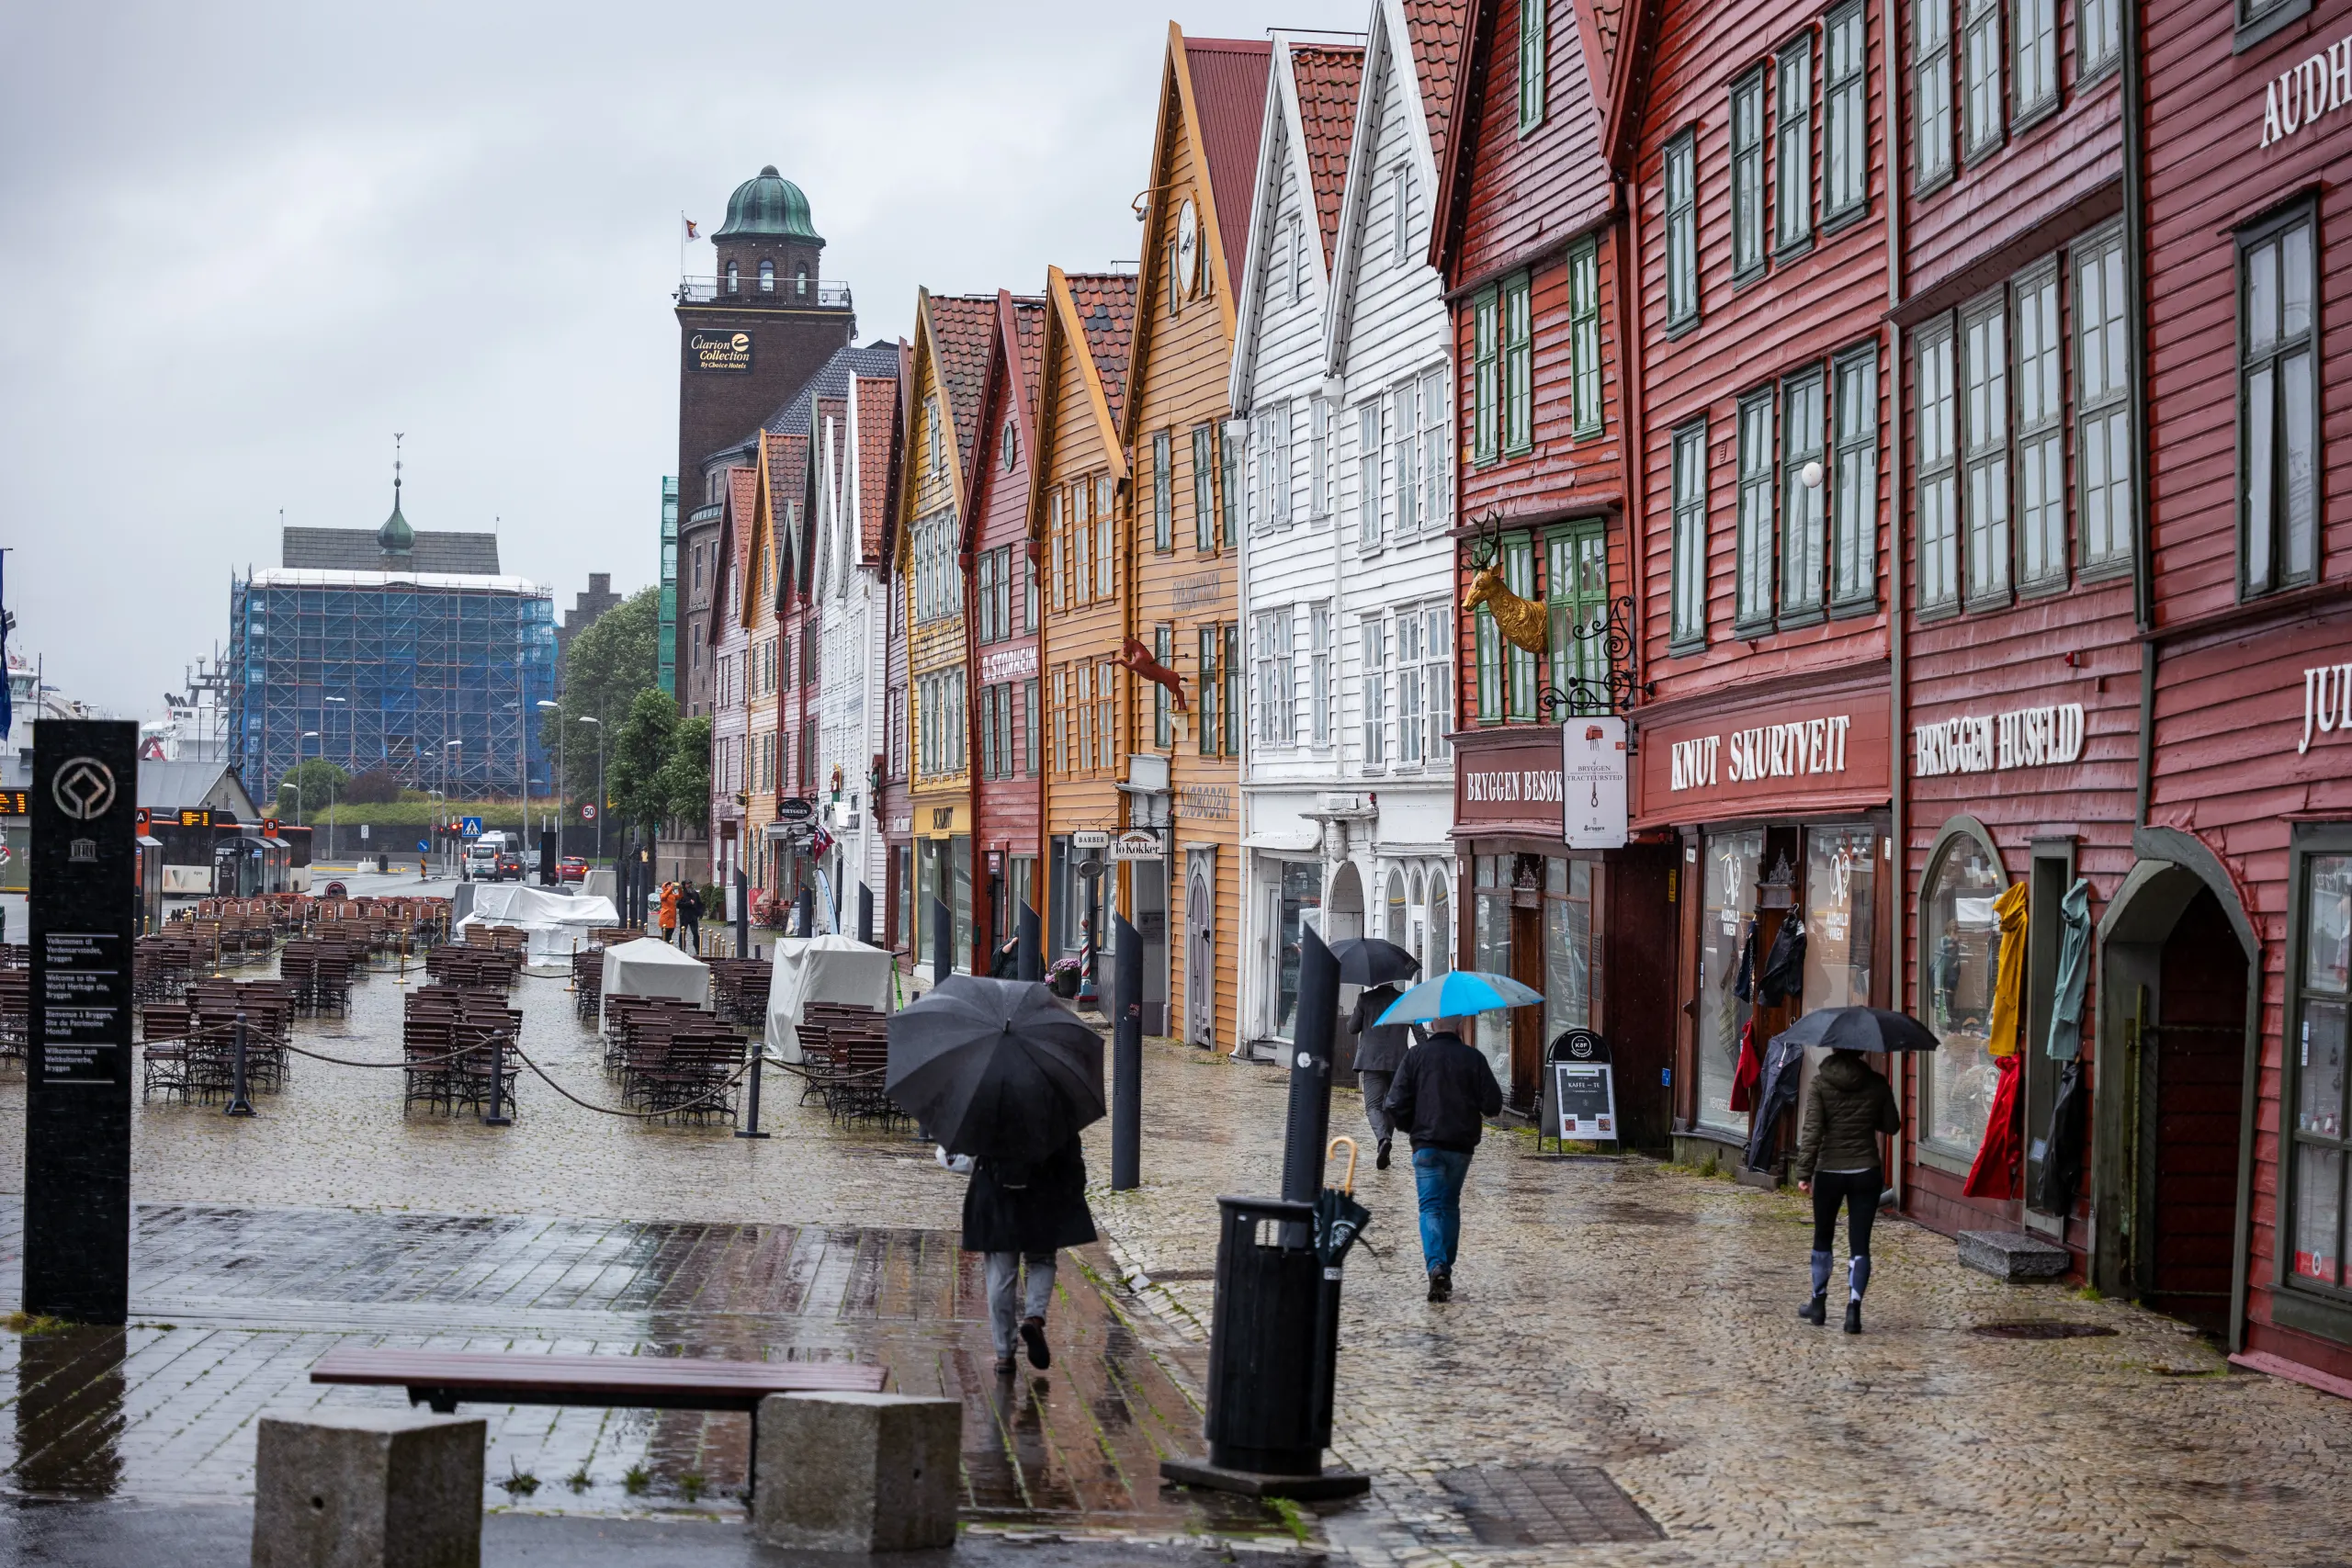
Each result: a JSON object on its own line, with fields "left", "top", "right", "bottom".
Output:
{"left": 1729, "top": 1018, "right": 1762, "bottom": 1112}
{"left": 1963, "top": 1055, "right": 2023, "bottom": 1199}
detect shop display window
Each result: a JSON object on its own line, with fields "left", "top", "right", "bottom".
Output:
{"left": 1698, "top": 830, "right": 1764, "bottom": 1133}
{"left": 1803, "top": 826, "right": 1877, "bottom": 1010}
{"left": 1272, "top": 861, "right": 1324, "bottom": 1043}
{"left": 2289, "top": 852, "right": 2349, "bottom": 1291}
{"left": 1474, "top": 855, "right": 1514, "bottom": 1079}
{"left": 1544, "top": 859, "right": 1594, "bottom": 1047}
{"left": 1428, "top": 880, "right": 1452, "bottom": 979}
{"left": 1920, "top": 834, "right": 2006, "bottom": 1153}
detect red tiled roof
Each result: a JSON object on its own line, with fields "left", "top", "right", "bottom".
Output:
{"left": 1011, "top": 299, "right": 1047, "bottom": 424}
{"left": 1401, "top": 0, "right": 1473, "bottom": 175}
{"left": 923, "top": 294, "right": 997, "bottom": 482}
{"left": 855, "top": 376, "right": 897, "bottom": 562}
{"left": 766, "top": 432, "right": 808, "bottom": 605}
{"left": 1292, "top": 44, "right": 1365, "bottom": 269}
{"left": 1183, "top": 36, "right": 1272, "bottom": 299}
{"left": 1064, "top": 272, "right": 1137, "bottom": 432}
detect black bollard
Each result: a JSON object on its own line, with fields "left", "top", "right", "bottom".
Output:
{"left": 858, "top": 883, "right": 874, "bottom": 946}
{"left": 932, "top": 897, "right": 953, "bottom": 987}
{"left": 1279, "top": 926, "right": 1341, "bottom": 1204}
{"left": 735, "top": 1031, "right": 770, "bottom": 1139}
{"left": 225, "top": 1011, "right": 255, "bottom": 1118}
{"left": 1113, "top": 913, "right": 1143, "bottom": 1191}
{"left": 1017, "top": 901, "right": 1043, "bottom": 983}
{"left": 795, "top": 886, "right": 814, "bottom": 939}
{"left": 484, "top": 1029, "right": 511, "bottom": 1126}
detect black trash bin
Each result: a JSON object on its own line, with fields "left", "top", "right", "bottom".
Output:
{"left": 1201, "top": 1195, "right": 1340, "bottom": 1476}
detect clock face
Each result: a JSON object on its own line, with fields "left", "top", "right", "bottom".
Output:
{"left": 1176, "top": 198, "right": 1200, "bottom": 296}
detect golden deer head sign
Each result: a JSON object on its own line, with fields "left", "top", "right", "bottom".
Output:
{"left": 1463, "top": 513, "right": 1548, "bottom": 656}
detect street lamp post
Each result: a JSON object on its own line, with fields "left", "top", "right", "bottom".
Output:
{"left": 581, "top": 715, "right": 604, "bottom": 863}
{"left": 445, "top": 740, "right": 463, "bottom": 876}
{"left": 537, "top": 699, "right": 564, "bottom": 864}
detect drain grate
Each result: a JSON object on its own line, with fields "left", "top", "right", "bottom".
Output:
{"left": 1435, "top": 1464, "right": 1664, "bottom": 1546}
{"left": 1971, "top": 1321, "right": 2120, "bottom": 1339}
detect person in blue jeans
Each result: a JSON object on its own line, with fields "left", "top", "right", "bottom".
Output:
{"left": 1381, "top": 1027, "right": 1503, "bottom": 1302}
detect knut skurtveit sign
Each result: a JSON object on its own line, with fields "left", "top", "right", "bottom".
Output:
{"left": 25, "top": 720, "right": 139, "bottom": 1325}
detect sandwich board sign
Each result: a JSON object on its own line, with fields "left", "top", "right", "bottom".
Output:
{"left": 1545, "top": 1030, "right": 1618, "bottom": 1144}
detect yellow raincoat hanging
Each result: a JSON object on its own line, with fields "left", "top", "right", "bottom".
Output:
{"left": 1985, "top": 881, "right": 2030, "bottom": 1058}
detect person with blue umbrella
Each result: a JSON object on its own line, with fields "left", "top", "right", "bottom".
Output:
{"left": 1374, "top": 971, "right": 1532, "bottom": 1302}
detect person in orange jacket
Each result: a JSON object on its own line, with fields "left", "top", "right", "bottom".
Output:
{"left": 659, "top": 882, "right": 680, "bottom": 943}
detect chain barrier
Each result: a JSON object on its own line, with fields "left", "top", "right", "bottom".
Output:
{"left": 505, "top": 1039, "right": 763, "bottom": 1121}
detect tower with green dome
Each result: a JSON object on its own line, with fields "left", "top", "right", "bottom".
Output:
{"left": 673, "top": 162, "right": 857, "bottom": 723}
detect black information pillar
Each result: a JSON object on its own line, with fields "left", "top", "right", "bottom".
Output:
{"left": 25, "top": 720, "right": 138, "bottom": 1325}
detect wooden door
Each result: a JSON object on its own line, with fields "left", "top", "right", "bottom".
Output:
{"left": 2148, "top": 888, "right": 2248, "bottom": 1331}
{"left": 1188, "top": 852, "right": 1216, "bottom": 1047}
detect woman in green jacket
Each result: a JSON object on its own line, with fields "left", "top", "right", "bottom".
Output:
{"left": 1791, "top": 1048, "right": 1902, "bottom": 1334}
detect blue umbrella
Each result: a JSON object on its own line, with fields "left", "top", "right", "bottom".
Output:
{"left": 1374, "top": 969, "right": 1543, "bottom": 1025}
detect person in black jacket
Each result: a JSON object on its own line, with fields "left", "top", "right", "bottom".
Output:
{"left": 1381, "top": 1030, "right": 1503, "bottom": 1303}
{"left": 957, "top": 1135, "right": 1097, "bottom": 1374}
{"left": 1346, "top": 982, "right": 1414, "bottom": 1169}
{"left": 1791, "top": 1048, "right": 1902, "bottom": 1334}
{"left": 677, "top": 884, "right": 703, "bottom": 953}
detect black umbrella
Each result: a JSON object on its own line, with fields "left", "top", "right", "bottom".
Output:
{"left": 1328, "top": 937, "right": 1421, "bottom": 987}
{"left": 1776, "top": 1006, "right": 1940, "bottom": 1054}
{"left": 886, "top": 975, "right": 1105, "bottom": 1162}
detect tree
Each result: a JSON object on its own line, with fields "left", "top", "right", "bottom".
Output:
{"left": 546, "top": 586, "right": 659, "bottom": 801}
{"left": 343, "top": 766, "right": 402, "bottom": 805}
{"left": 660, "top": 715, "right": 712, "bottom": 833}
{"left": 606, "top": 688, "right": 679, "bottom": 832}
{"left": 276, "top": 759, "right": 350, "bottom": 818}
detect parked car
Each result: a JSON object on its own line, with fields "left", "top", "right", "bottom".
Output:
{"left": 494, "top": 852, "right": 525, "bottom": 881}
{"left": 558, "top": 856, "right": 589, "bottom": 884}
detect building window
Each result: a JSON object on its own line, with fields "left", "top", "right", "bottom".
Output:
{"left": 1311, "top": 604, "right": 1333, "bottom": 746}
{"left": 2075, "top": 226, "right": 2132, "bottom": 570}
{"left": 1775, "top": 36, "right": 1815, "bottom": 253}
{"left": 2242, "top": 203, "right": 2320, "bottom": 596}
{"left": 1568, "top": 243, "right": 1602, "bottom": 436}
{"left": 1220, "top": 422, "right": 1242, "bottom": 547}
{"left": 1825, "top": 3, "right": 1866, "bottom": 220}
{"left": 1197, "top": 627, "right": 1219, "bottom": 757}
{"left": 926, "top": 396, "right": 944, "bottom": 476}
{"left": 1520, "top": 0, "right": 1548, "bottom": 130}
{"left": 725, "top": 260, "right": 740, "bottom": 293}
{"left": 1917, "top": 321, "right": 1959, "bottom": 608}
{"left": 1423, "top": 604, "right": 1452, "bottom": 759}
{"left": 1073, "top": 480, "right": 1092, "bottom": 604}
{"left": 1671, "top": 422, "right": 1709, "bottom": 647}
{"left": 1731, "top": 69, "right": 1768, "bottom": 281}
{"left": 1419, "top": 369, "right": 1450, "bottom": 526}
{"left": 1920, "top": 833, "right": 2006, "bottom": 1153}
{"left": 1357, "top": 400, "right": 1384, "bottom": 548}
{"left": 1781, "top": 367, "right": 1827, "bottom": 616}
{"left": 795, "top": 265, "right": 808, "bottom": 297}
{"left": 1001, "top": 419, "right": 1017, "bottom": 471}
{"left": 1167, "top": 237, "right": 1181, "bottom": 319}
{"left": 1193, "top": 424, "right": 1216, "bottom": 548}
{"left": 1050, "top": 488, "right": 1068, "bottom": 610}
{"left": 759, "top": 258, "right": 775, "bottom": 293}
{"left": 1831, "top": 344, "right": 1878, "bottom": 608}
{"left": 1095, "top": 475, "right": 1115, "bottom": 596}
{"left": 1309, "top": 398, "right": 1331, "bottom": 518}
{"left": 1362, "top": 615, "right": 1388, "bottom": 768}
{"left": 1096, "top": 660, "right": 1116, "bottom": 772}
{"left": 1023, "top": 676, "right": 1040, "bottom": 775}
{"left": 1665, "top": 134, "right": 1699, "bottom": 329}
{"left": 1473, "top": 288, "right": 1500, "bottom": 463}
{"left": 1736, "top": 391, "right": 1776, "bottom": 630}
{"left": 1391, "top": 164, "right": 1413, "bottom": 265}
{"left": 1291, "top": 216, "right": 1308, "bottom": 305}
{"left": 1225, "top": 625, "right": 1241, "bottom": 757}
{"left": 1962, "top": 294, "right": 2012, "bottom": 605}
{"left": 1050, "top": 666, "right": 1069, "bottom": 774}
{"left": 1392, "top": 382, "right": 1420, "bottom": 536}
{"left": 1155, "top": 625, "right": 1175, "bottom": 749}
{"left": 1269, "top": 403, "right": 1294, "bottom": 527}
{"left": 1397, "top": 612, "right": 1426, "bottom": 765}
{"left": 2077, "top": 0, "right": 2120, "bottom": 77}
{"left": 2288, "top": 842, "right": 2350, "bottom": 1297}
{"left": 2014, "top": 265, "right": 2065, "bottom": 591}
{"left": 1153, "top": 430, "right": 1173, "bottom": 550}
{"left": 1962, "top": 0, "right": 2003, "bottom": 160}
{"left": 1503, "top": 274, "right": 1533, "bottom": 452}
{"left": 1254, "top": 608, "right": 1294, "bottom": 747}
{"left": 1546, "top": 523, "right": 1609, "bottom": 704}
{"left": 2012, "top": 0, "right": 2057, "bottom": 123}
{"left": 977, "top": 550, "right": 996, "bottom": 643}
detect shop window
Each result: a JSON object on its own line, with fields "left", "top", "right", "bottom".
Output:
{"left": 1544, "top": 858, "right": 1595, "bottom": 1049}
{"left": 1428, "top": 879, "right": 1452, "bottom": 977}
{"left": 1736, "top": 391, "right": 1776, "bottom": 631}
{"left": 1546, "top": 523, "right": 1610, "bottom": 704}
{"left": 1920, "top": 830, "right": 2007, "bottom": 1154}
{"left": 2240, "top": 203, "right": 2319, "bottom": 597}
{"left": 2288, "top": 843, "right": 2350, "bottom": 1296}
{"left": 1803, "top": 827, "right": 1877, "bottom": 1010}
{"left": 1730, "top": 67, "right": 1769, "bottom": 282}
{"left": 1775, "top": 36, "right": 1815, "bottom": 254}
{"left": 1272, "top": 862, "right": 1325, "bottom": 1042}
{"left": 1387, "top": 869, "right": 1409, "bottom": 943}
{"left": 1824, "top": 4, "right": 1867, "bottom": 221}
{"left": 1664, "top": 133, "right": 1699, "bottom": 330}
{"left": 2075, "top": 226, "right": 2132, "bottom": 570}
{"left": 1473, "top": 856, "right": 1516, "bottom": 1081}
{"left": 1670, "top": 421, "right": 1709, "bottom": 647}
{"left": 1698, "top": 830, "right": 1765, "bottom": 1134}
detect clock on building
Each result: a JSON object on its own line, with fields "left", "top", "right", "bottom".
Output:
{"left": 1176, "top": 198, "right": 1200, "bottom": 297}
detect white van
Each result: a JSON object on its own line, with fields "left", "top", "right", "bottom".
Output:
{"left": 465, "top": 831, "right": 511, "bottom": 880}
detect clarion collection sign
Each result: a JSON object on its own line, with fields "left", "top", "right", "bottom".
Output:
{"left": 687, "top": 329, "right": 752, "bottom": 373}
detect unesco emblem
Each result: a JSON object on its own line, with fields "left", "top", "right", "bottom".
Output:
{"left": 52, "top": 757, "right": 118, "bottom": 821}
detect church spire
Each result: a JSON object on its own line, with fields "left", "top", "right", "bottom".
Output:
{"left": 379, "top": 432, "right": 413, "bottom": 556}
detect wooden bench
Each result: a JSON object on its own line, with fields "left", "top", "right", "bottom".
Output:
{"left": 311, "top": 1348, "right": 888, "bottom": 1495}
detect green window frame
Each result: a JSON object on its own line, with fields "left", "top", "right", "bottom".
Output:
{"left": 1775, "top": 34, "right": 1815, "bottom": 254}
{"left": 1472, "top": 288, "right": 1500, "bottom": 463}
{"left": 1153, "top": 430, "right": 1173, "bottom": 551}
{"left": 1670, "top": 419, "right": 1710, "bottom": 649}
{"left": 1569, "top": 240, "right": 1602, "bottom": 436}
{"left": 1519, "top": 0, "right": 1548, "bottom": 130}
{"left": 1735, "top": 390, "right": 1776, "bottom": 632}
{"left": 1472, "top": 533, "right": 1538, "bottom": 723}
{"left": 1830, "top": 342, "right": 1880, "bottom": 610}
{"left": 1730, "top": 68, "right": 1768, "bottom": 282}
{"left": 1192, "top": 425, "right": 1216, "bottom": 551}
{"left": 1198, "top": 626, "right": 1219, "bottom": 756}
{"left": 1154, "top": 625, "right": 1174, "bottom": 749}
{"left": 1502, "top": 275, "right": 1533, "bottom": 455}
{"left": 1545, "top": 522, "right": 1609, "bottom": 702}
{"left": 1825, "top": 2, "right": 1867, "bottom": 221}
{"left": 1225, "top": 624, "right": 1243, "bottom": 757}
{"left": 1664, "top": 132, "right": 1699, "bottom": 329}
{"left": 1781, "top": 365, "right": 1827, "bottom": 618}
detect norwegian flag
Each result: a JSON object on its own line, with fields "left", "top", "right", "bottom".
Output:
{"left": 806, "top": 821, "right": 835, "bottom": 863}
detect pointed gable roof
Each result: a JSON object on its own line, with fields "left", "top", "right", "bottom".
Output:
{"left": 1293, "top": 44, "right": 1365, "bottom": 266}
{"left": 854, "top": 375, "right": 899, "bottom": 564}
{"left": 924, "top": 292, "right": 997, "bottom": 477}
{"left": 707, "top": 465, "right": 759, "bottom": 647}
{"left": 757, "top": 428, "right": 809, "bottom": 613}
{"left": 1182, "top": 34, "right": 1275, "bottom": 303}
{"left": 1400, "top": 0, "right": 1473, "bottom": 175}
{"left": 1064, "top": 270, "right": 1136, "bottom": 434}
{"left": 961, "top": 290, "right": 1050, "bottom": 553}
{"left": 1573, "top": 0, "right": 1654, "bottom": 174}
{"left": 1012, "top": 299, "right": 1047, "bottom": 423}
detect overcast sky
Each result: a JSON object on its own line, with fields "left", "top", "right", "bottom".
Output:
{"left": 0, "top": 1, "right": 1373, "bottom": 721}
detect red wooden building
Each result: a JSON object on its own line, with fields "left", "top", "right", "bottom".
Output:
{"left": 1435, "top": 0, "right": 1677, "bottom": 1133}
{"left": 2132, "top": 0, "right": 2352, "bottom": 1394}
{"left": 964, "top": 291, "right": 1049, "bottom": 972}
{"left": 1594, "top": 0, "right": 1898, "bottom": 1168}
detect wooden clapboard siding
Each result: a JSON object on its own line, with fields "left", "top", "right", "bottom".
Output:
{"left": 1123, "top": 29, "right": 1269, "bottom": 1049}
{"left": 741, "top": 434, "right": 784, "bottom": 869}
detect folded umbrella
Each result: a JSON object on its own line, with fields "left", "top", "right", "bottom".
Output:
{"left": 1327, "top": 937, "right": 1421, "bottom": 987}
{"left": 1374, "top": 969, "right": 1543, "bottom": 1026}
{"left": 885, "top": 975, "right": 1104, "bottom": 1164}
{"left": 1773, "top": 1005, "right": 1940, "bottom": 1054}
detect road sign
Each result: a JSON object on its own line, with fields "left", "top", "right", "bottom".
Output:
{"left": 459, "top": 817, "right": 483, "bottom": 840}
{"left": 417, "top": 840, "right": 430, "bottom": 853}
{"left": 1111, "top": 829, "right": 1162, "bottom": 862}
{"left": 581, "top": 803, "right": 597, "bottom": 822}
{"left": 776, "top": 797, "right": 815, "bottom": 823}
{"left": 1071, "top": 829, "right": 1112, "bottom": 850}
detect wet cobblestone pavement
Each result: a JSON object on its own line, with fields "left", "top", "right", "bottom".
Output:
{"left": 0, "top": 949, "right": 2342, "bottom": 1563}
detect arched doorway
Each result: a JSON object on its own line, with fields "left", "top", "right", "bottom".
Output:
{"left": 1324, "top": 861, "right": 1365, "bottom": 943}
{"left": 2093, "top": 837, "right": 2260, "bottom": 1338}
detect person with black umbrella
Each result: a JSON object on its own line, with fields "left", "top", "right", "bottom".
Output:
{"left": 957, "top": 1136, "right": 1096, "bottom": 1374}
{"left": 1345, "top": 981, "right": 1414, "bottom": 1169}
{"left": 1781, "top": 1008, "right": 1920, "bottom": 1335}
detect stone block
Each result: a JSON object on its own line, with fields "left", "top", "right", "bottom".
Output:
{"left": 1957, "top": 1229, "right": 2071, "bottom": 1281}
{"left": 252, "top": 1411, "right": 484, "bottom": 1568}
{"left": 752, "top": 1391, "right": 959, "bottom": 1552}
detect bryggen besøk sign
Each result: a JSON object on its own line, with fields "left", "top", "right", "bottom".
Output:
{"left": 2301, "top": 659, "right": 2352, "bottom": 753}
{"left": 1668, "top": 715, "right": 1854, "bottom": 792}
{"left": 1914, "top": 703, "right": 2086, "bottom": 778}
{"left": 1463, "top": 768, "right": 1563, "bottom": 804}
{"left": 2258, "top": 36, "right": 2351, "bottom": 150}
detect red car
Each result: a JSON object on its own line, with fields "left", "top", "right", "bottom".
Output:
{"left": 558, "top": 856, "right": 589, "bottom": 884}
